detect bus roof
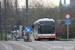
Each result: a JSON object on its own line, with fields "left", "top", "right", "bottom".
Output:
{"left": 34, "top": 18, "right": 55, "bottom": 24}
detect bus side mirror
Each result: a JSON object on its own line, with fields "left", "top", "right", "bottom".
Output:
{"left": 32, "top": 25, "right": 34, "bottom": 28}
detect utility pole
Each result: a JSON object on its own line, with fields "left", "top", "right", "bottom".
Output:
{"left": 15, "top": 0, "right": 17, "bottom": 38}
{"left": 26, "top": 0, "right": 29, "bottom": 27}
{"left": 26, "top": 0, "right": 29, "bottom": 41}
{"left": 0, "top": 0, "right": 2, "bottom": 40}
{"left": 15, "top": 0, "right": 17, "bottom": 14}
{"left": 4, "top": 0, "right": 7, "bottom": 41}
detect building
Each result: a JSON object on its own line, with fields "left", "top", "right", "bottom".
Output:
{"left": 59, "top": 0, "right": 66, "bottom": 8}
{"left": 59, "top": 0, "right": 70, "bottom": 8}
{"left": 59, "top": 0, "right": 62, "bottom": 8}
{"left": 64, "top": 0, "right": 66, "bottom": 4}
{"left": 70, "top": 0, "right": 75, "bottom": 6}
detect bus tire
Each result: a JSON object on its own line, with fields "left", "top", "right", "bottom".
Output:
{"left": 49, "top": 38, "right": 55, "bottom": 41}
{"left": 35, "top": 39, "right": 38, "bottom": 41}
{"left": 38, "top": 39, "right": 41, "bottom": 41}
{"left": 35, "top": 39, "right": 40, "bottom": 41}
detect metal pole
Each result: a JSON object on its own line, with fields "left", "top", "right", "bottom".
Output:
{"left": 15, "top": 0, "right": 17, "bottom": 39}
{"left": 16, "top": 26, "right": 17, "bottom": 39}
{"left": 4, "top": 0, "right": 7, "bottom": 40}
{"left": 67, "top": 25, "right": 69, "bottom": 39}
{"left": 26, "top": 0, "right": 29, "bottom": 41}
{"left": 26, "top": 0, "right": 29, "bottom": 27}
{"left": 54, "top": 15, "right": 56, "bottom": 38}
{"left": 66, "top": 8, "right": 69, "bottom": 39}
{"left": 0, "top": 0, "right": 2, "bottom": 40}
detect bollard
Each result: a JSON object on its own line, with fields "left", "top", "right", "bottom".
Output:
{"left": 13, "top": 37, "right": 15, "bottom": 41}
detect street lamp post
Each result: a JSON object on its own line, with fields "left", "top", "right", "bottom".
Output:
{"left": 0, "top": 0, "right": 2, "bottom": 40}
{"left": 4, "top": 0, "right": 7, "bottom": 40}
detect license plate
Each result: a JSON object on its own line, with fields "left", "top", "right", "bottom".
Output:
{"left": 45, "top": 37, "right": 49, "bottom": 38}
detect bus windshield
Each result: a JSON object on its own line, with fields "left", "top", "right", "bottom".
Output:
{"left": 38, "top": 21, "right": 55, "bottom": 34}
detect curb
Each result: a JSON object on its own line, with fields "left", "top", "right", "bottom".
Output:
{"left": 55, "top": 39, "right": 73, "bottom": 41}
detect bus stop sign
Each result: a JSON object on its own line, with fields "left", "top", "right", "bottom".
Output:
{"left": 25, "top": 27, "right": 31, "bottom": 33}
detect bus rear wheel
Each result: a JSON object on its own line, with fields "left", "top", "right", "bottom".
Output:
{"left": 35, "top": 39, "right": 38, "bottom": 41}
{"left": 35, "top": 39, "right": 41, "bottom": 41}
{"left": 48, "top": 38, "right": 55, "bottom": 41}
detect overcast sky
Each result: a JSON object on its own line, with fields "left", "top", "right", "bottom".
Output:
{"left": 18, "top": 0, "right": 70, "bottom": 6}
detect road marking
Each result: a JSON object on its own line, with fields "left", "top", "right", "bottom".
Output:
{"left": 55, "top": 41, "right": 75, "bottom": 46}
{"left": 12, "top": 42, "right": 34, "bottom": 50}
{"left": 0, "top": 42, "right": 13, "bottom": 50}
{"left": 33, "top": 41, "right": 55, "bottom": 49}
{"left": 69, "top": 41, "right": 75, "bottom": 43}
{"left": 9, "top": 46, "right": 13, "bottom": 50}
{"left": 44, "top": 41, "right": 75, "bottom": 46}
{"left": 50, "top": 41, "right": 75, "bottom": 50}
{"left": 40, "top": 41, "right": 75, "bottom": 50}
{"left": 2, "top": 43, "right": 9, "bottom": 50}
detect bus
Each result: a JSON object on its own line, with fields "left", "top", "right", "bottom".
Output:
{"left": 32, "top": 18, "right": 56, "bottom": 41}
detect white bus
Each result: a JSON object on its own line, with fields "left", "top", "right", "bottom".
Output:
{"left": 32, "top": 18, "right": 56, "bottom": 41}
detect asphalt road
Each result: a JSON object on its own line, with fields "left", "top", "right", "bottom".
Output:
{"left": 0, "top": 40, "right": 75, "bottom": 50}
{"left": 0, "top": 35, "right": 74, "bottom": 50}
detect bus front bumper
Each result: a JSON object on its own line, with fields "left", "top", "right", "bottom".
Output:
{"left": 38, "top": 36, "right": 55, "bottom": 39}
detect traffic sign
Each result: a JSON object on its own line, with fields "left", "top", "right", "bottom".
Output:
{"left": 65, "top": 22, "right": 71, "bottom": 25}
{"left": 65, "top": 14, "right": 71, "bottom": 39}
{"left": 65, "top": 14, "right": 71, "bottom": 19}
{"left": 65, "top": 19, "right": 71, "bottom": 25}
{"left": 65, "top": 19, "right": 70, "bottom": 23}
{"left": 25, "top": 27, "right": 31, "bottom": 33}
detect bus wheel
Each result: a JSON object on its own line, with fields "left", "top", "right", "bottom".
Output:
{"left": 35, "top": 39, "right": 40, "bottom": 41}
{"left": 49, "top": 38, "right": 55, "bottom": 41}
{"left": 35, "top": 39, "right": 38, "bottom": 41}
{"left": 35, "top": 39, "right": 41, "bottom": 41}
{"left": 24, "top": 38, "right": 27, "bottom": 42}
{"left": 38, "top": 39, "right": 41, "bottom": 41}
